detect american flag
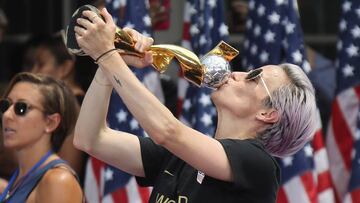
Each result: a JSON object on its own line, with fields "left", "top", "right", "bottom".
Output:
{"left": 326, "top": 0, "right": 360, "bottom": 202}
{"left": 178, "top": 0, "right": 229, "bottom": 136}
{"left": 242, "top": 0, "right": 335, "bottom": 203}
{"left": 84, "top": 0, "right": 164, "bottom": 202}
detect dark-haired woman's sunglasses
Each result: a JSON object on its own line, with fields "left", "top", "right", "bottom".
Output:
{"left": 0, "top": 99, "right": 42, "bottom": 116}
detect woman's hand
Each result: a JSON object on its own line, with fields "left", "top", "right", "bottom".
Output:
{"left": 74, "top": 8, "right": 153, "bottom": 68}
{"left": 74, "top": 8, "right": 116, "bottom": 60}
{"left": 121, "top": 27, "right": 154, "bottom": 68}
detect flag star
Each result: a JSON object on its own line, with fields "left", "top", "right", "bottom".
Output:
{"left": 246, "top": 19, "right": 253, "bottom": 29}
{"left": 264, "top": 30, "right": 275, "bottom": 43}
{"left": 119, "top": 0, "right": 126, "bottom": 7}
{"left": 201, "top": 113, "right": 213, "bottom": 126}
{"left": 282, "top": 39, "right": 289, "bottom": 49}
{"left": 208, "top": 17, "right": 214, "bottom": 29}
{"left": 337, "top": 40, "right": 343, "bottom": 51}
{"left": 260, "top": 51, "right": 269, "bottom": 63}
{"left": 208, "top": 0, "right": 216, "bottom": 8}
{"left": 104, "top": 168, "right": 114, "bottom": 181}
{"left": 248, "top": 0, "right": 255, "bottom": 10}
{"left": 188, "top": 4, "right": 197, "bottom": 16}
{"left": 302, "top": 61, "right": 311, "bottom": 73}
{"left": 142, "top": 31, "right": 151, "bottom": 37}
{"left": 244, "top": 39, "right": 250, "bottom": 49}
{"left": 183, "top": 99, "right": 191, "bottom": 111}
{"left": 190, "top": 25, "right": 200, "bottom": 35}
{"left": 292, "top": 50, "right": 303, "bottom": 63}
{"left": 282, "top": 156, "right": 293, "bottom": 167}
{"left": 356, "top": 8, "right": 360, "bottom": 18}
{"left": 198, "top": 17, "right": 205, "bottom": 27}
{"left": 342, "top": 1, "right": 351, "bottom": 12}
{"left": 351, "top": 148, "right": 356, "bottom": 159}
{"left": 268, "top": 12, "right": 280, "bottom": 24}
{"left": 116, "top": 110, "right": 127, "bottom": 123}
{"left": 199, "top": 94, "right": 211, "bottom": 106}
{"left": 257, "top": 5, "right": 266, "bottom": 17}
{"left": 143, "top": 15, "right": 152, "bottom": 27}
{"left": 191, "top": 116, "right": 196, "bottom": 124}
{"left": 276, "top": 0, "right": 286, "bottom": 5}
{"left": 112, "top": 0, "right": 121, "bottom": 9}
{"left": 351, "top": 26, "right": 360, "bottom": 38}
{"left": 199, "top": 35, "right": 207, "bottom": 45}
{"left": 339, "top": 19, "right": 347, "bottom": 31}
{"left": 219, "top": 23, "right": 229, "bottom": 36}
{"left": 242, "top": 58, "right": 247, "bottom": 67}
{"left": 113, "top": 17, "right": 119, "bottom": 25}
{"left": 254, "top": 25, "right": 261, "bottom": 36}
{"left": 124, "top": 22, "right": 135, "bottom": 29}
{"left": 130, "top": 118, "right": 139, "bottom": 130}
{"left": 285, "top": 22, "right": 296, "bottom": 34}
{"left": 342, "top": 64, "right": 354, "bottom": 77}
{"left": 346, "top": 44, "right": 359, "bottom": 57}
{"left": 304, "top": 145, "right": 313, "bottom": 157}
{"left": 250, "top": 44, "right": 258, "bottom": 55}
{"left": 354, "top": 128, "right": 360, "bottom": 140}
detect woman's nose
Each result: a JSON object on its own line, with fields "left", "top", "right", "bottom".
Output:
{"left": 230, "top": 72, "right": 246, "bottom": 81}
{"left": 2, "top": 105, "right": 14, "bottom": 120}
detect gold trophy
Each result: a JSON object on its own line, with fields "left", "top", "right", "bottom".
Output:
{"left": 65, "top": 5, "right": 239, "bottom": 89}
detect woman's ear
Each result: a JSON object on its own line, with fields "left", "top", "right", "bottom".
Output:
{"left": 256, "top": 109, "right": 279, "bottom": 124}
{"left": 58, "top": 60, "right": 75, "bottom": 80}
{"left": 45, "top": 113, "right": 61, "bottom": 134}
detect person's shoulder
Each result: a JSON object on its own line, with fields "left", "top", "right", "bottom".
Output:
{"left": 42, "top": 166, "right": 78, "bottom": 184}
{"left": 220, "top": 138, "right": 277, "bottom": 167}
{"left": 35, "top": 165, "right": 83, "bottom": 202}
{"left": 37, "top": 165, "right": 81, "bottom": 194}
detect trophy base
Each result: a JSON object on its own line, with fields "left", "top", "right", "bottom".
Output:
{"left": 65, "top": 5, "right": 100, "bottom": 56}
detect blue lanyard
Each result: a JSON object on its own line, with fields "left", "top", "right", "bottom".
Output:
{"left": 0, "top": 150, "right": 53, "bottom": 202}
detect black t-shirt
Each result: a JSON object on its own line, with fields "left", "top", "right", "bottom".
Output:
{"left": 136, "top": 137, "right": 280, "bottom": 203}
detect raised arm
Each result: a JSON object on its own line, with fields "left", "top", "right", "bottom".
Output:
{"left": 73, "top": 68, "right": 144, "bottom": 176}
{"left": 75, "top": 8, "right": 233, "bottom": 182}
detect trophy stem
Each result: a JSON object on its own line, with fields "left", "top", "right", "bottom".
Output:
{"left": 114, "top": 27, "right": 205, "bottom": 86}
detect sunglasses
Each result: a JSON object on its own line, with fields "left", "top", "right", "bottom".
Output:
{"left": 245, "top": 69, "right": 273, "bottom": 99}
{"left": 0, "top": 99, "right": 43, "bottom": 116}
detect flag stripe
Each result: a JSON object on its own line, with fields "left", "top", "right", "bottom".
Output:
{"left": 332, "top": 92, "right": 356, "bottom": 170}
{"left": 317, "top": 171, "right": 333, "bottom": 193}
{"left": 312, "top": 130, "right": 325, "bottom": 151}
{"left": 350, "top": 189, "right": 360, "bottom": 202}
{"left": 327, "top": 121, "right": 351, "bottom": 200}
{"left": 283, "top": 176, "right": 311, "bottom": 203}
{"left": 299, "top": 172, "right": 317, "bottom": 203}
{"left": 277, "top": 187, "right": 290, "bottom": 203}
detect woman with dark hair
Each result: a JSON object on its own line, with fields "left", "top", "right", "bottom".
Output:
{"left": 0, "top": 72, "right": 83, "bottom": 202}
{"left": 30, "top": 34, "right": 84, "bottom": 102}
{"left": 28, "top": 34, "right": 87, "bottom": 183}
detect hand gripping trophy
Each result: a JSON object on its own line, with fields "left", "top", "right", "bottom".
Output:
{"left": 65, "top": 5, "right": 239, "bottom": 89}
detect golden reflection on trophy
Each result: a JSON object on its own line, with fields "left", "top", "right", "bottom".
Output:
{"left": 65, "top": 5, "right": 239, "bottom": 89}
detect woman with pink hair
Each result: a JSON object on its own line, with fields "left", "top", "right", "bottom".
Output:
{"left": 74, "top": 8, "right": 317, "bottom": 203}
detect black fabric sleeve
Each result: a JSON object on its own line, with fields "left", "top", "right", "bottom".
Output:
{"left": 136, "top": 137, "right": 170, "bottom": 186}
{"left": 219, "top": 139, "right": 280, "bottom": 194}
